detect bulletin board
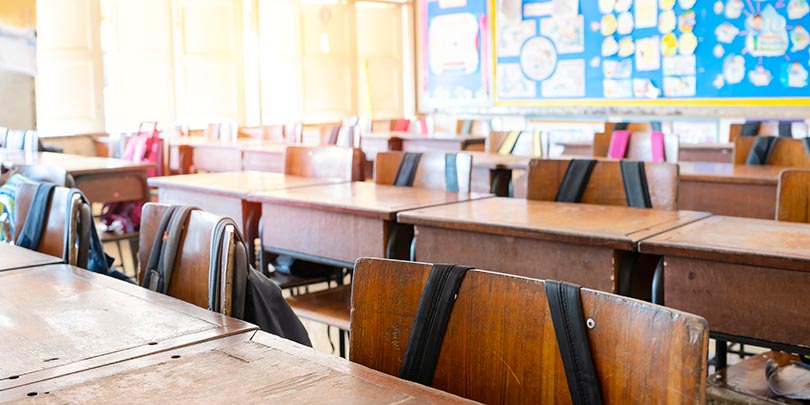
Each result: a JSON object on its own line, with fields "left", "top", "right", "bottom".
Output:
{"left": 492, "top": 0, "right": 810, "bottom": 106}
{"left": 422, "top": 0, "right": 490, "bottom": 107}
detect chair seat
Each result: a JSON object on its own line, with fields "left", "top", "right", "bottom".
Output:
{"left": 268, "top": 271, "right": 333, "bottom": 290}
{"left": 708, "top": 351, "right": 805, "bottom": 404}
{"left": 286, "top": 285, "right": 351, "bottom": 331}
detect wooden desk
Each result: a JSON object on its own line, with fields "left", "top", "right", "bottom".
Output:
{"left": 398, "top": 198, "right": 710, "bottom": 295}
{"left": 466, "top": 151, "right": 531, "bottom": 196}
{"left": 0, "top": 265, "right": 255, "bottom": 392}
{"left": 241, "top": 144, "right": 288, "bottom": 172}
{"left": 5, "top": 331, "right": 472, "bottom": 403}
{"left": 0, "top": 151, "right": 153, "bottom": 204}
{"left": 638, "top": 216, "right": 810, "bottom": 361}
{"left": 168, "top": 137, "right": 284, "bottom": 174}
{"left": 679, "top": 162, "right": 785, "bottom": 219}
{"left": 148, "top": 171, "right": 348, "bottom": 261}
{"left": 249, "top": 182, "right": 491, "bottom": 267}
{"left": 679, "top": 143, "right": 734, "bottom": 163}
{"left": 0, "top": 244, "right": 63, "bottom": 271}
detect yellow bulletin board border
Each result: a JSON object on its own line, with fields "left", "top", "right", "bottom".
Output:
{"left": 489, "top": 0, "right": 810, "bottom": 108}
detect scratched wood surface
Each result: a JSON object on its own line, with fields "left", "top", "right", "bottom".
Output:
{"left": 6, "top": 331, "right": 473, "bottom": 404}
{"left": 0, "top": 244, "right": 62, "bottom": 272}
{"left": 0, "top": 265, "right": 256, "bottom": 391}
{"left": 350, "top": 258, "right": 708, "bottom": 404}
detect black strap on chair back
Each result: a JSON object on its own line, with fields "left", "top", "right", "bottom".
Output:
{"left": 741, "top": 121, "right": 762, "bottom": 137}
{"left": 209, "top": 217, "right": 248, "bottom": 318}
{"left": 400, "top": 264, "right": 472, "bottom": 385}
{"left": 555, "top": 160, "right": 597, "bottom": 203}
{"left": 142, "top": 205, "right": 198, "bottom": 294}
{"left": 68, "top": 188, "right": 92, "bottom": 269}
{"left": 16, "top": 183, "right": 57, "bottom": 250}
{"left": 546, "top": 281, "right": 603, "bottom": 405}
{"left": 613, "top": 122, "right": 629, "bottom": 131}
{"left": 803, "top": 138, "right": 810, "bottom": 159}
{"left": 444, "top": 153, "right": 459, "bottom": 192}
{"left": 619, "top": 161, "right": 653, "bottom": 209}
{"left": 746, "top": 136, "right": 778, "bottom": 165}
{"left": 394, "top": 152, "right": 423, "bottom": 187}
{"left": 778, "top": 121, "right": 793, "bottom": 137}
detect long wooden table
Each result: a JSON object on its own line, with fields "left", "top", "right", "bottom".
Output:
{"left": 638, "top": 216, "right": 810, "bottom": 367}
{"left": 248, "top": 182, "right": 492, "bottom": 268}
{"left": 3, "top": 331, "right": 472, "bottom": 403}
{"left": 0, "top": 244, "right": 63, "bottom": 271}
{"left": 0, "top": 265, "right": 256, "bottom": 392}
{"left": 0, "top": 150, "right": 153, "bottom": 204}
{"left": 397, "top": 198, "right": 710, "bottom": 295}
{"left": 168, "top": 137, "right": 285, "bottom": 174}
{"left": 678, "top": 162, "right": 785, "bottom": 219}
{"left": 148, "top": 171, "right": 348, "bottom": 261}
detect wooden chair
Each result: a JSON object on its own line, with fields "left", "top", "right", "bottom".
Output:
{"left": 776, "top": 169, "right": 810, "bottom": 223}
{"left": 593, "top": 122, "right": 657, "bottom": 157}
{"left": 487, "top": 131, "right": 545, "bottom": 157}
{"left": 527, "top": 159, "right": 679, "bottom": 210}
{"left": 733, "top": 137, "right": 810, "bottom": 167}
{"left": 14, "top": 183, "right": 91, "bottom": 267}
{"left": 375, "top": 151, "right": 472, "bottom": 192}
{"left": 284, "top": 145, "right": 366, "bottom": 181}
{"left": 350, "top": 258, "right": 708, "bottom": 404}
{"left": 138, "top": 203, "right": 243, "bottom": 315}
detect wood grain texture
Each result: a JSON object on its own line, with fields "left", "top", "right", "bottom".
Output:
{"left": 375, "top": 151, "right": 473, "bottom": 193}
{"left": 679, "top": 143, "right": 734, "bottom": 163}
{"left": 398, "top": 198, "right": 710, "bottom": 250}
{"left": 284, "top": 145, "right": 366, "bottom": 181}
{"left": 679, "top": 162, "right": 782, "bottom": 219}
{"left": 286, "top": 284, "right": 351, "bottom": 330}
{"left": 708, "top": 352, "right": 806, "bottom": 404}
{"left": 0, "top": 244, "right": 63, "bottom": 271}
{"left": 728, "top": 122, "right": 781, "bottom": 143}
{"left": 776, "top": 169, "right": 810, "bottom": 223}
{"left": 248, "top": 182, "right": 492, "bottom": 220}
{"left": 148, "top": 171, "right": 344, "bottom": 198}
{"left": 679, "top": 162, "right": 785, "bottom": 185}
{"left": 350, "top": 258, "right": 708, "bottom": 404}
{"left": 734, "top": 137, "right": 810, "bottom": 167}
{"left": 0, "top": 265, "right": 255, "bottom": 391}
{"left": 241, "top": 144, "right": 287, "bottom": 172}
{"left": 14, "top": 184, "right": 78, "bottom": 262}
{"left": 638, "top": 215, "right": 810, "bottom": 272}
{"left": 662, "top": 256, "right": 810, "bottom": 349}
{"left": 6, "top": 331, "right": 471, "bottom": 404}
{"left": 526, "top": 159, "right": 680, "bottom": 210}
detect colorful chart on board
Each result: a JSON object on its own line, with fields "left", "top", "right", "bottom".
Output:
{"left": 423, "top": 0, "right": 490, "bottom": 107}
{"left": 492, "top": 0, "right": 810, "bottom": 105}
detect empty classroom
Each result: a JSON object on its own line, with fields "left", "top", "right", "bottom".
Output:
{"left": 0, "top": 0, "right": 808, "bottom": 403}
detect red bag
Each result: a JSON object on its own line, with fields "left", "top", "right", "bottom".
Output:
{"left": 101, "top": 122, "right": 163, "bottom": 233}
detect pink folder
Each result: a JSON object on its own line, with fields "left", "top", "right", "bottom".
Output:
{"left": 608, "top": 130, "right": 631, "bottom": 159}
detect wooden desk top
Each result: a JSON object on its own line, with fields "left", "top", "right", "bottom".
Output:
{"left": 639, "top": 216, "right": 810, "bottom": 272}
{"left": 249, "top": 182, "right": 492, "bottom": 220}
{"left": 366, "top": 132, "right": 486, "bottom": 142}
{"left": 148, "top": 171, "right": 347, "bottom": 198}
{"left": 398, "top": 198, "right": 711, "bottom": 250}
{"left": 0, "top": 244, "right": 63, "bottom": 271}
{"left": 168, "top": 136, "right": 280, "bottom": 149}
{"left": 241, "top": 143, "right": 288, "bottom": 153}
{"left": 7, "top": 331, "right": 472, "bottom": 404}
{"left": 679, "top": 162, "right": 785, "bottom": 185}
{"left": 466, "top": 151, "right": 531, "bottom": 170}
{"left": 0, "top": 265, "right": 255, "bottom": 391}
{"left": 0, "top": 151, "right": 153, "bottom": 176}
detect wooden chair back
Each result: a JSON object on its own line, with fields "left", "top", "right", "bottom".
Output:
{"left": 593, "top": 122, "right": 657, "bottom": 157}
{"left": 729, "top": 122, "right": 781, "bottom": 143}
{"left": 14, "top": 183, "right": 88, "bottom": 265}
{"left": 526, "top": 159, "right": 679, "bottom": 210}
{"left": 374, "top": 151, "right": 472, "bottom": 192}
{"left": 593, "top": 131, "right": 679, "bottom": 163}
{"left": 284, "top": 145, "right": 366, "bottom": 181}
{"left": 371, "top": 119, "right": 393, "bottom": 133}
{"left": 776, "top": 169, "right": 810, "bottom": 223}
{"left": 733, "top": 137, "right": 810, "bottom": 167}
{"left": 486, "top": 131, "right": 544, "bottom": 157}
{"left": 350, "top": 258, "right": 708, "bottom": 404}
{"left": 14, "top": 165, "right": 75, "bottom": 187}
{"left": 138, "top": 203, "right": 239, "bottom": 314}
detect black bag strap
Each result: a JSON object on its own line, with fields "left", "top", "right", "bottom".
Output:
{"left": 400, "top": 264, "right": 472, "bottom": 385}
{"left": 66, "top": 188, "right": 92, "bottom": 268}
{"left": 142, "top": 205, "right": 198, "bottom": 293}
{"left": 745, "top": 136, "right": 778, "bottom": 165}
{"left": 778, "top": 121, "right": 793, "bottom": 137}
{"left": 555, "top": 160, "right": 597, "bottom": 203}
{"left": 545, "top": 281, "right": 603, "bottom": 405}
{"left": 741, "top": 121, "right": 762, "bottom": 137}
{"left": 394, "top": 152, "right": 423, "bottom": 187}
{"left": 803, "top": 138, "right": 810, "bottom": 159}
{"left": 16, "top": 183, "right": 57, "bottom": 250}
{"left": 209, "top": 217, "right": 249, "bottom": 318}
{"left": 619, "top": 161, "right": 653, "bottom": 209}
{"left": 613, "top": 122, "right": 629, "bottom": 131}
{"left": 444, "top": 153, "right": 459, "bottom": 192}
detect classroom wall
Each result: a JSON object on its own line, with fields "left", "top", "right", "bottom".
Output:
{"left": 0, "top": 0, "right": 36, "bottom": 130}
{"left": 0, "top": 0, "right": 35, "bottom": 28}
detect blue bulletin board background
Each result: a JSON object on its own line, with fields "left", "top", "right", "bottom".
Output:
{"left": 492, "top": 0, "right": 810, "bottom": 106}
{"left": 422, "top": 0, "right": 490, "bottom": 107}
